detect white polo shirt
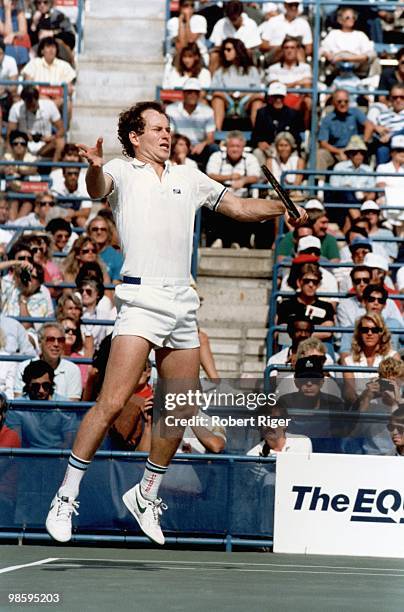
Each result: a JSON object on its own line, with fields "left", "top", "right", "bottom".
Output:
{"left": 167, "top": 14, "right": 208, "bottom": 58}
{"left": 320, "top": 29, "right": 375, "bottom": 59}
{"left": 210, "top": 13, "right": 261, "bottom": 49}
{"left": 14, "top": 357, "right": 82, "bottom": 400}
{"left": 8, "top": 99, "right": 61, "bottom": 137}
{"left": 0, "top": 53, "right": 17, "bottom": 95}
{"left": 166, "top": 101, "right": 215, "bottom": 145}
{"left": 206, "top": 150, "right": 261, "bottom": 197}
{"left": 266, "top": 61, "right": 312, "bottom": 85}
{"left": 259, "top": 14, "right": 313, "bottom": 47}
{"left": 247, "top": 433, "right": 312, "bottom": 455}
{"left": 22, "top": 57, "right": 76, "bottom": 85}
{"left": 103, "top": 158, "right": 227, "bottom": 279}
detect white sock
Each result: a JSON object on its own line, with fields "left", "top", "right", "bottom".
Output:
{"left": 58, "top": 453, "right": 91, "bottom": 499}
{"left": 140, "top": 459, "right": 167, "bottom": 501}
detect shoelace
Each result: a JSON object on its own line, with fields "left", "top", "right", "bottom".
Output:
{"left": 152, "top": 498, "right": 168, "bottom": 523}
{"left": 56, "top": 498, "right": 80, "bottom": 520}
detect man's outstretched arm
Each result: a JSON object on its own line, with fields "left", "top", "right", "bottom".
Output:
{"left": 217, "top": 190, "right": 308, "bottom": 226}
{"left": 77, "top": 137, "right": 113, "bottom": 199}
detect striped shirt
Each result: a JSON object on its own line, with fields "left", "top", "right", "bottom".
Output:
{"left": 166, "top": 102, "right": 215, "bottom": 145}
{"left": 376, "top": 109, "right": 404, "bottom": 134}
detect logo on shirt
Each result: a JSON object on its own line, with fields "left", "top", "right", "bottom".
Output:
{"left": 173, "top": 188, "right": 182, "bottom": 194}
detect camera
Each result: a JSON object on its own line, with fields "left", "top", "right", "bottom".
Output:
{"left": 380, "top": 379, "right": 395, "bottom": 394}
{"left": 32, "top": 133, "right": 42, "bottom": 143}
{"left": 19, "top": 267, "right": 31, "bottom": 286}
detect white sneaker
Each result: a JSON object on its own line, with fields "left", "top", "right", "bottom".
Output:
{"left": 122, "top": 484, "right": 167, "bottom": 545}
{"left": 45, "top": 494, "right": 79, "bottom": 543}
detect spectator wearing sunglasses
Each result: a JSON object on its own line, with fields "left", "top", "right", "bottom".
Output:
{"left": 3, "top": 130, "right": 38, "bottom": 179}
{"left": 386, "top": 406, "right": 404, "bottom": 456}
{"left": 59, "top": 316, "right": 89, "bottom": 388}
{"left": 342, "top": 313, "right": 400, "bottom": 403}
{"left": 7, "top": 359, "right": 77, "bottom": 449}
{"left": 340, "top": 284, "right": 403, "bottom": 355}
{"left": 14, "top": 322, "right": 82, "bottom": 401}
{"left": 356, "top": 357, "right": 404, "bottom": 455}
{"left": 87, "top": 216, "right": 122, "bottom": 284}
{"left": 62, "top": 235, "right": 110, "bottom": 287}
{"left": 77, "top": 277, "right": 116, "bottom": 353}
{"left": 12, "top": 192, "right": 56, "bottom": 230}
{"left": 277, "top": 262, "right": 335, "bottom": 342}
{"left": 51, "top": 165, "right": 91, "bottom": 226}
{"left": 0, "top": 242, "right": 52, "bottom": 332}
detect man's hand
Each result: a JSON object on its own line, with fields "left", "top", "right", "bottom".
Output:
{"left": 286, "top": 205, "right": 308, "bottom": 227}
{"left": 77, "top": 137, "right": 104, "bottom": 168}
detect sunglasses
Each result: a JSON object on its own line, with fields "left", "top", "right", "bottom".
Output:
{"left": 44, "top": 336, "right": 65, "bottom": 345}
{"left": 39, "top": 200, "right": 55, "bottom": 207}
{"left": 29, "top": 381, "right": 53, "bottom": 393}
{"left": 366, "top": 296, "right": 386, "bottom": 304}
{"left": 352, "top": 277, "right": 370, "bottom": 285}
{"left": 79, "top": 287, "right": 95, "bottom": 296}
{"left": 64, "top": 327, "right": 78, "bottom": 335}
{"left": 90, "top": 227, "right": 107, "bottom": 233}
{"left": 30, "top": 246, "right": 42, "bottom": 254}
{"left": 336, "top": 99, "right": 349, "bottom": 104}
{"left": 387, "top": 423, "right": 404, "bottom": 434}
{"left": 80, "top": 248, "right": 96, "bottom": 255}
{"left": 359, "top": 326, "right": 382, "bottom": 335}
{"left": 65, "top": 171, "right": 80, "bottom": 176}
{"left": 391, "top": 95, "right": 404, "bottom": 100}
{"left": 301, "top": 278, "right": 320, "bottom": 286}
{"left": 12, "top": 140, "right": 27, "bottom": 146}
{"left": 16, "top": 255, "right": 33, "bottom": 262}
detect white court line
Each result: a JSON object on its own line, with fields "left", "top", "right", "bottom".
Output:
{"left": 50, "top": 561, "right": 404, "bottom": 579}
{"left": 0, "top": 558, "right": 59, "bottom": 575}
{"left": 53, "top": 557, "right": 404, "bottom": 574}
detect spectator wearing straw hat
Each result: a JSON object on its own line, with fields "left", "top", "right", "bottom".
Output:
{"left": 360, "top": 200, "right": 398, "bottom": 261}
{"left": 329, "top": 135, "right": 376, "bottom": 203}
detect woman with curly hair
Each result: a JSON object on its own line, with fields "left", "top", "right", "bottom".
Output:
{"left": 59, "top": 315, "right": 89, "bottom": 386}
{"left": 56, "top": 291, "right": 93, "bottom": 358}
{"left": 62, "top": 235, "right": 110, "bottom": 286}
{"left": 211, "top": 37, "right": 264, "bottom": 130}
{"left": 342, "top": 312, "right": 400, "bottom": 403}
{"left": 163, "top": 43, "right": 211, "bottom": 89}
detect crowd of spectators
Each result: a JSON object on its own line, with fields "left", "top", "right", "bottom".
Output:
{"left": 0, "top": 0, "right": 402, "bottom": 466}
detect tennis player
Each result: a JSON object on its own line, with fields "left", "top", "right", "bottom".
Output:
{"left": 46, "top": 101, "right": 307, "bottom": 545}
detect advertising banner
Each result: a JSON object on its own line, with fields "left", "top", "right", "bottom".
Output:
{"left": 274, "top": 452, "right": 404, "bottom": 558}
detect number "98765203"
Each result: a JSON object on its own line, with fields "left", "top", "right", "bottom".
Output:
{"left": 8, "top": 593, "right": 60, "bottom": 604}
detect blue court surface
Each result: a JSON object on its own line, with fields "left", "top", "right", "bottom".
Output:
{"left": 1, "top": 545, "right": 404, "bottom": 611}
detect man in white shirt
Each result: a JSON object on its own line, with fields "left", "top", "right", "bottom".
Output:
{"left": 247, "top": 405, "right": 312, "bottom": 455}
{"left": 209, "top": 0, "right": 261, "bottom": 71}
{"left": 206, "top": 130, "right": 261, "bottom": 247}
{"left": 51, "top": 166, "right": 92, "bottom": 222}
{"left": 166, "top": 78, "right": 218, "bottom": 169}
{"left": 7, "top": 86, "right": 65, "bottom": 161}
{"left": 0, "top": 40, "right": 17, "bottom": 134}
{"left": 45, "top": 99, "right": 307, "bottom": 546}
{"left": 167, "top": 0, "right": 208, "bottom": 61}
{"left": 259, "top": 0, "right": 313, "bottom": 62}
{"left": 14, "top": 322, "right": 82, "bottom": 401}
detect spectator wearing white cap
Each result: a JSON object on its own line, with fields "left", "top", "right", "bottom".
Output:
{"left": 364, "top": 252, "right": 396, "bottom": 291}
{"left": 360, "top": 200, "right": 398, "bottom": 261}
{"left": 166, "top": 78, "right": 218, "bottom": 169}
{"left": 396, "top": 266, "right": 404, "bottom": 293}
{"left": 304, "top": 199, "right": 324, "bottom": 212}
{"left": 375, "top": 134, "right": 404, "bottom": 227}
{"left": 210, "top": 37, "right": 264, "bottom": 130}
{"left": 279, "top": 235, "right": 339, "bottom": 305}
{"left": 252, "top": 81, "right": 305, "bottom": 165}
{"left": 259, "top": 0, "right": 313, "bottom": 64}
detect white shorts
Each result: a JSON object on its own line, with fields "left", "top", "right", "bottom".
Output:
{"left": 112, "top": 282, "right": 200, "bottom": 350}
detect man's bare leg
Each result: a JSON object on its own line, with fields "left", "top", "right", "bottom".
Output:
{"left": 121, "top": 346, "right": 200, "bottom": 545}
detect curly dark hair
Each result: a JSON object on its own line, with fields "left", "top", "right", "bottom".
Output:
{"left": 218, "top": 38, "right": 253, "bottom": 75}
{"left": 174, "top": 43, "right": 203, "bottom": 77}
{"left": 117, "top": 101, "right": 168, "bottom": 158}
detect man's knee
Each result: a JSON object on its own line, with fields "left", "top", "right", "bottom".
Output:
{"left": 94, "top": 395, "right": 127, "bottom": 426}
{"left": 316, "top": 148, "right": 334, "bottom": 170}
